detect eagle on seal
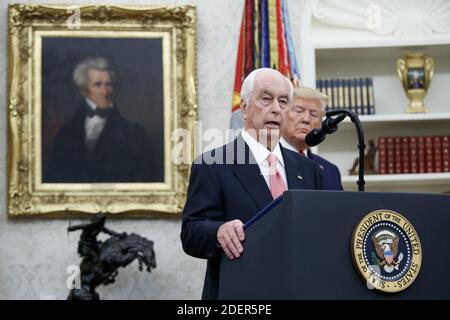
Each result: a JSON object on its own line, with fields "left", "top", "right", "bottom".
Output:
{"left": 372, "top": 234, "right": 400, "bottom": 267}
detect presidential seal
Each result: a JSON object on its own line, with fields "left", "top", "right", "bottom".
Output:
{"left": 351, "top": 209, "right": 422, "bottom": 293}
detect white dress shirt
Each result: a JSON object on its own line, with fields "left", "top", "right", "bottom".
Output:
{"left": 84, "top": 98, "right": 109, "bottom": 149}
{"left": 241, "top": 129, "right": 288, "bottom": 189}
{"left": 279, "top": 137, "right": 308, "bottom": 158}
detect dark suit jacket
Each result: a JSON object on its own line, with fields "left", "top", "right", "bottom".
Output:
{"left": 307, "top": 150, "right": 343, "bottom": 190}
{"left": 181, "top": 135, "right": 323, "bottom": 300}
{"left": 45, "top": 101, "right": 163, "bottom": 183}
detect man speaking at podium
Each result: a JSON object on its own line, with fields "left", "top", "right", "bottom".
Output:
{"left": 181, "top": 68, "right": 323, "bottom": 300}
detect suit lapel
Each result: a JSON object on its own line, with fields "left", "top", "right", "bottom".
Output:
{"left": 282, "top": 145, "right": 305, "bottom": 190}
{"left": 70, "top": 102, "right": 91, "bottom": 151}
{"left": 91, "top": 107, "right": 120, "bottom": 154}
{"left": 307, "top": 150, "right": 325, "bottom": 171}
{"left": 232, "top": 136, "right": 273, "bottom": 210}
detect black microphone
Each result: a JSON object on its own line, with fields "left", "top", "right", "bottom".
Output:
{"left": 305, "top": 113, "right": 347, "bottom": 147}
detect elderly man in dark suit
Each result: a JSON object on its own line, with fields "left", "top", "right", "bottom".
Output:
{"left": 46, "top": 57, "right": 161, "bottom": 183}
{"left": 181, "top": 68, "right": 323, "bottom": 300}
{"left": 280, "top": 86, "right": 343, "bottom": 190}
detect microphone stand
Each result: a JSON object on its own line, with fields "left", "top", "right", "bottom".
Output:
{"left": 326, "top": 109, "right": 365, "bottom": 192}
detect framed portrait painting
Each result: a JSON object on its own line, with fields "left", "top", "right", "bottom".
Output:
{"left": 8, "top": 4, "right": 197, "bottom": 217}
{"left": 407, "top": 67, "right": 426, "bottom": 90}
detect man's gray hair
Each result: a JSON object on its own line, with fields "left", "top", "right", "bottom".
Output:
{"left": 240, "top": 68, "right": 293, "bottom": 105}
{"left": 73, "top": 57, "right": 116, "bottom": 91}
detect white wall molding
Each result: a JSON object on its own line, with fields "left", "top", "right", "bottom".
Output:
{"left": 309, "top": 0, "right": 450, "bottom": 43}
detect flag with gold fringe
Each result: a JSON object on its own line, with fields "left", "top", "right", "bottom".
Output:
{"left": 230, "top": 0, "right": 300, "bottom": 130}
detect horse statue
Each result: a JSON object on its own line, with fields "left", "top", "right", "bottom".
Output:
{"left": 67, "top": 215, "right": 156, "bottom": 300}
{"left": 348, "top": 139, "right": 378, "bottom": 175}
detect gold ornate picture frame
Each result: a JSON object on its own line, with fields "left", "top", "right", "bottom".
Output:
{"left": 8, "top": 4, "right": 197, "bottom": 217}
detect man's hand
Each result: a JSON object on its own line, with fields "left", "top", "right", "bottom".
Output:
{"left": 217, "top": 220, "right": 245, "bottom": 259}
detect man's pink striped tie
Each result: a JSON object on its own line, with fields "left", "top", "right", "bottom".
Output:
{"left": 268, "top": 153, "right": 287, "bottom": 199}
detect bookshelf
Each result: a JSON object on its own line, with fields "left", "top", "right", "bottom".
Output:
{"left": 301, "top": 0, "right": 450, "bottom": 193}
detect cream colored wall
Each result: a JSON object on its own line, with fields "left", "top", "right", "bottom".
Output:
{"left": 0, "top": 0, "right": 307, "bottom": 299}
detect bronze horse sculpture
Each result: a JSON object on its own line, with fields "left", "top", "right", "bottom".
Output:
{"left": 68, "top": 215, "right": 156, "bottom": 300}
{"left": 348, "top": 139, "right": 378, "bottom": 175}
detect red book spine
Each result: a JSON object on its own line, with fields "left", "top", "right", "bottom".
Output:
{"left": 378, "top": 137, "right": 387, "bottom": 174}
{"left": 386, "top": 137, "right": 395, "bottom": 174}
{"left": 394, "top": 137, "right": 402, "bottom": 174}
{"left": 401, "top": 137, "right": 410, "bottom": 174}
{"left": 433, "top": 136, "right": 442, "bottom": 173}
{"left": 442, "top": 136, "right": 450, "bottom": 173}
{"left": 425, "top": 136, "right": 434, "bottom": 173}
{"left": 409, "top": 137, "right": 418, "bottom": 174}
{"left": 417, "top": 137, "right": 426, "bottom": 173}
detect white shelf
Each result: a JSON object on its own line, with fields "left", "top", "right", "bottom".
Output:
{"left": 342, "top": 173, "right": 450, "bottom": 185}
{"left": 313, "top": 39, "right": 450, "bottom": 51}
{"left": 342, "top": 173, "right": 450, "bottom": 193}
{"left": 355, "top": 113, "right": 450, "bottom": 123}
{"left": 338, "top": 113, "right": 450, "bottom": 131}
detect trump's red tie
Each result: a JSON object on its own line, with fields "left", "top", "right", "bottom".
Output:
{"left": 268, "top": 153, "right": 287, "bottom": 199}
{"left": 299, "top": 149, "right": 305, "bottom": 156}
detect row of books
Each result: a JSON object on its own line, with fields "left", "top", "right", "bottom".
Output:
{"left": 378, "top": 136, "right": 450, "bottom": 174}
{"left": 316, "top": 78, "right": 375, "bottom": 115}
